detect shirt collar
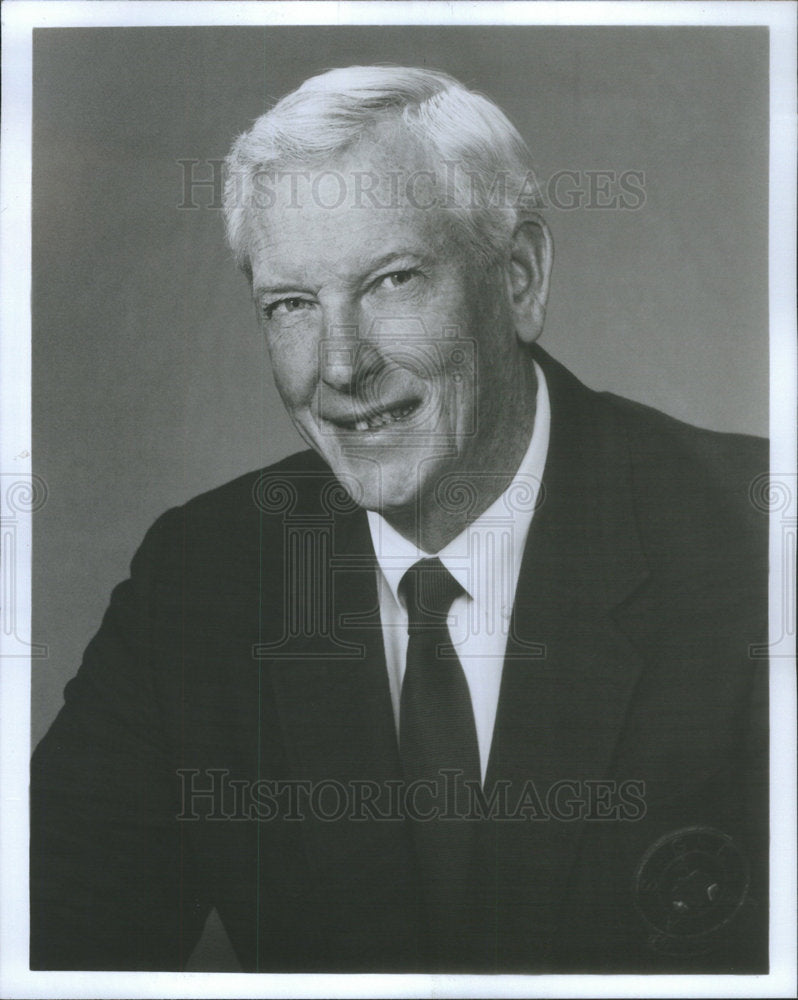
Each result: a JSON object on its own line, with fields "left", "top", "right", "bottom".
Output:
{"left": 367, "top": 360, "right": 551, "bottom": 608}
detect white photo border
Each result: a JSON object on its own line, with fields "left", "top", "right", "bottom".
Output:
{"left": 1, "top": 2, "right": 795, "bottom": 998}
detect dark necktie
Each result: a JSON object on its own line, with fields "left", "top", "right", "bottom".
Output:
{"left": 398, "top": 557, "right": 481, "bottom": 968}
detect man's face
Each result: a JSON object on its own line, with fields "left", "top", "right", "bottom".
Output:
{"left": 247, "top": 138, "right": 528, "bottom": 525}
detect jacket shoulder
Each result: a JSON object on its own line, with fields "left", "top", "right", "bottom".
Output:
{"left": 599, "top": 389, "right": 767, "bottom": 473}
{"left": 181, "top": 448, "right": 330, "bottom": 517}
{"left": 134, "top": 449, "right": 333, "bottom": 572}
{"left": 596, "top": 390, "right": 768, "bottom": 590}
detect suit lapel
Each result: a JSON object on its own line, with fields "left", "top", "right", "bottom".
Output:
{"left": 483, "top": 351, "right": 650, "bottom": 947}
{"left": 264, "top": 504, "right": 421, "bottom": 934}
{"left": 266, "top": 500, "right": 400, "bottom": 790}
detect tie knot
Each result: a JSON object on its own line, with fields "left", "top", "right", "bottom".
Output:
{"left": 399, "top": 557, "right": 464, "bottom": 628}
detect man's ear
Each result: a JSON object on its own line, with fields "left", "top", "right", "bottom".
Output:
{"left": 505, "top": 216, "right": 554, "bottom": 344}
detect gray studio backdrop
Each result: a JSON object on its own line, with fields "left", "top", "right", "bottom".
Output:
{"left": 32, "top": 25, "right": 768, "bottom": 969}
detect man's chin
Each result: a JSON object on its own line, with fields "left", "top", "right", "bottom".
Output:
{"left": 342, "top": 481, "right": 421, "bottom": 520}
{"left": 324, "top": 456, "right": 423, "bottom": 518}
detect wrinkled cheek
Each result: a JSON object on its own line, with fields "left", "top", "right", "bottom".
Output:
{"left": 269, "top": 342, "right": 319, "bottom": 412}
{"left": 439, "top": 369, "right": 476, "bottom": 444}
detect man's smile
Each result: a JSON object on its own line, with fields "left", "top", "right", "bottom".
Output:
{"left": 321, "top": 396, "right": 423, "bottom": 433}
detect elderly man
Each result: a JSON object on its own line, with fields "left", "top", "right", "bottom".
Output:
{"left": 31, "top": 66, "right": 768, "bottom": 973}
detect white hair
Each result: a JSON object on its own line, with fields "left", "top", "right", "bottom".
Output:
{"left": 223, "top": 65, "right": 542, "bottom": 274}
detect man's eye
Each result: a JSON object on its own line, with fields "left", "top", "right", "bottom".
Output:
{"left": 379, "top": 270, "right": 419, "bottom": 290}
{"left": 263, "top": 297, "right": 312, "bottom": 320}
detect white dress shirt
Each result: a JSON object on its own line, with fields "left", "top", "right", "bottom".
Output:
{"left": 367, "top": 360, "right": 551, "bottom": 782}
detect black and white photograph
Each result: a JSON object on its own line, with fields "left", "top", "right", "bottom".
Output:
{"left": 1, "top": 1, "right": 795, "bottom": 997}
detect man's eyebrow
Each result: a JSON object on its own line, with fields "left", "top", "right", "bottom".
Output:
{"left": 253, "top": 249, "right": 433, "bottom": 299}
{"left": 252, "top": 283, "right": 310, "bottom": 299}
{"left": 361, "top": 249, "right": 429, "bottom": 273}
{"left": 355, "top": 248, "right": 437, "bottom": 288}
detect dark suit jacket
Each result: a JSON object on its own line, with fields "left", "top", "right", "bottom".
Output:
{"left": 31, "top": 347, "right": 769, "bottom": 973}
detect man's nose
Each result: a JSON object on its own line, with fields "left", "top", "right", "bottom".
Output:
{"left": 321, "top": 322, "right": 359, "bottom": 392}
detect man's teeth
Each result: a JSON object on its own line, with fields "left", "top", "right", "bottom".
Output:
{"left": 350, "top": 402, "right": 417, "bottom": 431}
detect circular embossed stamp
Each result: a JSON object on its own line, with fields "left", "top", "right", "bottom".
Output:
{"left": 633, "top": 825, "right": 750, "bottom": 956}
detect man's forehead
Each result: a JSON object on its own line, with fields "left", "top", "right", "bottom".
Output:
{"left": 248, "top": 202, "right": 454, "bottom": 288}
{"left": 241, "top": 123, "right": 477, "bottom": 285}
